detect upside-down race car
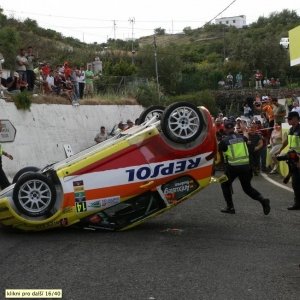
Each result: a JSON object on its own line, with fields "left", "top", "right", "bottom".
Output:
{"left": 0, "top": 102, "right": 225, "bottom": 231}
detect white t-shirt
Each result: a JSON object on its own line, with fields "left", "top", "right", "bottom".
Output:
{"left": 291, "top": 107, "right": 300, "bottom": 116}
{"left": 46, "top": 75, "right": 54, "bottom": 88}
{"left": 16, "top": 55, "right": 28, "bottom": 71}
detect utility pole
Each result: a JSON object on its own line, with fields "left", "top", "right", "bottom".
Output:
{"left": 128, "top": 17, "right": 135, "bottom": 64}
{"left": 223, "top": 26, "right": 226, "bottom": 61}
{"left": 153, "top": 34, "right": 160, "bottom": 103}
{"left": 113, "top": 20, "right": 116, "bottom": 40}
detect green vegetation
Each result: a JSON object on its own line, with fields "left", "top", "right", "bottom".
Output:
{"left": 13, "top": 91, "right": 32, "bottom": 110}
{"left": 1, "top": 7, "right": 300, "bottom": 112}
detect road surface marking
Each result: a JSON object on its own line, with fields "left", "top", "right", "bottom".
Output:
{"left": 261, "top": 173, "right": 293, "bottom": 193}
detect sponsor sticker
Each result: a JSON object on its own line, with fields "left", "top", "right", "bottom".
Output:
{"left": 87, "top": 196, "right": 120, "bottom": 210}
{"left": 73, "top": 180, "right": 86, "bottom": 203}
{"left": 125, "top": 155, "right": 204, "bottom": 182}
{"left": 73, "top": 186, "right": 85, "bottom": 192}
{"left": 161, "top": 176, "right": 198, "bottom": 203}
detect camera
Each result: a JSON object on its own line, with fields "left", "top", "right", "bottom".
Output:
{"left": 277, "top": 149, "right": 299, "bottom": 163}
{"left": 277, "top": 150, "right": 299, "bottom": 184}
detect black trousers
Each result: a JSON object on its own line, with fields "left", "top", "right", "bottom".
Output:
{"left": 79, "top": 82, "right": 85, "bottom": 99}
{"left": 221, "top": 164, "right": 263, "bottom": 208}
{"left": 26, "top": 70, "right": 35, "bottom": 91}
{"left": 292, "top": 167, "right": 300, "bottom": 205}
{"left": 0, "top": 165, "right": 10, "bottom": 190}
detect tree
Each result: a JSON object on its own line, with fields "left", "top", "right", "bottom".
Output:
{"left": 136, "top": 44, "right": 183, "bottom": 95}
{"left": 154, "top": 27, "right": 166, "bottom": 35}
{"left": 183, "top": 27, "right": 193, "bottom": 35}
{"left": 23, "top": 18, "right": 38, "bottom": 32}
{"left": 0, "top": 27, "right": 20, "bottom": 70}
{"left": 0, "top": 7, "right": 7, "bottom": 27}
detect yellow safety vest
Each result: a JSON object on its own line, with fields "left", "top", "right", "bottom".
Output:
{"left": 0, "top": 144, "right": 2, "bottom": 156}
{"left": 288, "top": 134, "right": 300, "bottom": 153}
{"left": 223, "top": 139, "right": 249, "bottom": 166}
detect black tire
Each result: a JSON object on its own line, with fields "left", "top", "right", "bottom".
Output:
{"left": 12, "top": 166, "right": 40, "bottom": 184}
{"left": 13, "top": 173, "right": 56, "bottom": 217}
{"left": 161, "top": 102, "right": 204, "bottom": 144}
{"left": 137, "top": 105, "right": 165, "bottom": 125}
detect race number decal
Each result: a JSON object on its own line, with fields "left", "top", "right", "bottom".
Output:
{"left": 76, "top": 202, "right": 87, "bottom": 213}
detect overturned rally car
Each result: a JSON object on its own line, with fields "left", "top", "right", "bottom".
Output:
{"left": 0, "top": 102, "right": 225, "bottom": 231}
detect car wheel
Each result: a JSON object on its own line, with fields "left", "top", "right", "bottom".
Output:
{"left": 13, "top": 173, "right": 56, "bottom": 217}
{"left": 161, "top": 102, "right": 204, "bottom": 144}
{"left": 12, "top": 166, "right": 40, "bottom": 184}
{"left": 137, "top": 105, "right": 165, "bottom": 125}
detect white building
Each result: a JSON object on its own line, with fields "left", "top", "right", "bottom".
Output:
{"left": 215, "top": 15, "right": 246, "bottom": 28}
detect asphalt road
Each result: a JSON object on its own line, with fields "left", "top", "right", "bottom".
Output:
{"left": 0, "top": 172, "right": 299, "bottom": 300}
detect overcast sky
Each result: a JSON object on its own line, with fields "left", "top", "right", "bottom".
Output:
{"left": 1, "top": 0, "right": 299, "bottom": 43}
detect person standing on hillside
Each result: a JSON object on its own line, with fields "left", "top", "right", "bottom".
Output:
{"left": 235, "top": 72, "right": 243, "bottom": 88}
{"left": 85, "top": 64, "right": 94, "bottom": 98}
{"left": 226, "top": 73, "right": 233, "bottom": 89}
{"left": 26, "top": 46, "right": 36, "bottom": 91}
{"left": 16, "top": 48, "right": 28, "bottom": 83}
{"left": 254, "top": 70, "right": 263, "bottom": 89}
{"left": 78, "top": 66, "right": 86, "bottom": 99}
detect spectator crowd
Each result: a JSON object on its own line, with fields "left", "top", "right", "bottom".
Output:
{"left": 0, "top": 47, "right": 100, "bottom": 105}
{"left": 219, "top": 69, "right": 282, "bottom": 90}
{"left": 214, "top": 93, "right": 300, "bottom": 175}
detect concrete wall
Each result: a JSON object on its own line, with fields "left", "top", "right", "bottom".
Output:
{"left": 0, "top": 99, "right": 143, "bottom": 179}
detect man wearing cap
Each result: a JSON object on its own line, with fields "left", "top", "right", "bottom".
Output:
{"left": 218, "top": 119, "right": 270, "bottom": 215}
{"left": 277, "top": 111, "right": 300, "bottom": 210}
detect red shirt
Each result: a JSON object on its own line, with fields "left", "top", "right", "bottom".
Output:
{"left": 64, "top": 66, "right": 72, "bottom": 79}
{"left": 41, "top": 65, "right": 50, "bottom": 76}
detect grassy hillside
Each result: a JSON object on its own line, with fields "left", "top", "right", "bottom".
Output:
{"left": 1, "top": 7, "right": 300, "bottom": 112}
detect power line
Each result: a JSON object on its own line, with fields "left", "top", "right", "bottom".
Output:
{"left": 2, "top": 6, "right": 238, "bottom": 43}
{"left": 129, "top": 18, "right": 136, "bottom": 64}
{"left": 4, "top": 8, "right": 209, "bottom": 23}
{"left": 204, "top": 0, "right": 238, "bottom": 25}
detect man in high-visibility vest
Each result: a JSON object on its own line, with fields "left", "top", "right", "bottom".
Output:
{"left": 218, "top": 120, "right": 270, "bottom": 215}
{"left": 0, "top": 121, "right": 13, "bottom": 190}
{"left": 277, "top": 111, "right": 300, "bottom": 210}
